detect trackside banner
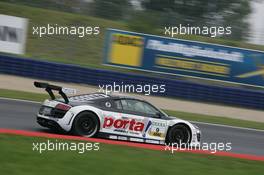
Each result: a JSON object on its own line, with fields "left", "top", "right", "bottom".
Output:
{"left": 103, "top": 29, "right": 264, "bottom": 87}
{"left": 0, "top": 14, "right": 28, "bottom": 54}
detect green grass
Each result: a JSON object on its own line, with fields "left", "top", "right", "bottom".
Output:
{"left": 1, "top": 88, "right": 264, "bottom": 130}
{"left": 0, "top": 134, "right": 263, "bottom": 175}
{"left": 0, "top": 89, "right": 49, "bottom": 102}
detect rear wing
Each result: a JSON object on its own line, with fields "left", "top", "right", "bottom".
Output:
{"left": 34, "top": 81, "right": 76, "bottom": 104}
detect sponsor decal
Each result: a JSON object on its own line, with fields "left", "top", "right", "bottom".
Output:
{"left": 103, "top": 117, "right": 145, "bottom": 132}
{"left": 151, "top": 121, "right": 167, "bottom": 128}
{"left": 148, "top": 128, "right": 166, "bottom": 138}
{"left": 117, "top": 136, "right": 128, "bottom": 141}
{"left": 145, "top": 139, "right": 160, "bottom": 144}
{"left": 159, "top": 140, "right": 165, "bottom": 144}
{"left": 142, "top": 120, "right": 152, "bottom": 137}
{"left": 147, "top": 121, "right": 166, "bottom": 138}
{"left": 130, "top": 138, "right": 144, "bottom": 142}
{"left": 109, "top": 135, "right": 117, "bottom": 139}
{"left": 109, "top": 33, "right": 144, "bottom": 67}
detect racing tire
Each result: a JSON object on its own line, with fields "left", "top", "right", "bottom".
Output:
{"left": 71, "top": 111, "right": 99, "bottom": 137}
{"left": 166, "top": 124, "right": 191, "bottom": 145}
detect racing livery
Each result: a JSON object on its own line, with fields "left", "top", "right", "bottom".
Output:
{"left": 35, "top": 82, "right": 201, "bottom": 145}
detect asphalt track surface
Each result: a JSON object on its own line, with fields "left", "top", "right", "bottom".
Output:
{"left": 0, "top": 98, "right": 263, "bottom": 156}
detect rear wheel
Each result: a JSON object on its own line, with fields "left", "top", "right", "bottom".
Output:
{"left": 166, "top": 124, "right": 191, "bottom": 145}
{"left": 72, "top": 112, "right": 99, "bottom": 137}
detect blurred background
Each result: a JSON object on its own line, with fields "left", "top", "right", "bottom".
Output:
{"left": 0, "top": 0, "right": 263, "bottom": 70}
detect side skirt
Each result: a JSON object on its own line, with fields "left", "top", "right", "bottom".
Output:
{"left": 97, "top": 132, "right": 165, "bottom": 145}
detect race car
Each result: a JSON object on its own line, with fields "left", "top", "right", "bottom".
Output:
{"left": 34, "top": 81, "right": 201, "bottom": 146}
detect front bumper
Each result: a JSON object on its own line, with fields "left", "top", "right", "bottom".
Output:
{"left": 189, "top": 128, "right": 201, "bottom": 147}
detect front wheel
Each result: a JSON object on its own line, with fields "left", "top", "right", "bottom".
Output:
{"left": 71, "top": 112, "right": 99, "bottom": 137}
{"left": 166, "top": 124, "right": 191, "bottom": 145}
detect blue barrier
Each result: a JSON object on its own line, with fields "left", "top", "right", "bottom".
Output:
{"left": 0, "top": 55, "right": 264, "bottom": 110}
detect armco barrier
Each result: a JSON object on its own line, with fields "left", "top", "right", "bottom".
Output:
{"left": 0, "top": 55, "right": 264, "bottom": 110}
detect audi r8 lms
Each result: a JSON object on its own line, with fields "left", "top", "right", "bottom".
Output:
{"left": 34, "top": 81, "right": 201, "bottom": 145}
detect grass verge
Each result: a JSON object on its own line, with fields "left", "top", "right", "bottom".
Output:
{"left": 0, "top": 134, "right": 263, "bottom": 175}
{"left": 0, "top": 89, "right": 49, "bottom": 102}
{"left": 1, "top": 88, "right": 264, "bottom": 130}
{"left": 165, "top": 110, "right": 264, "bottom": 130}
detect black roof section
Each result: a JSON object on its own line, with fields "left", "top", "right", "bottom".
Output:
{"left": 67, "top": 93, "right": 141, "bottom": 103}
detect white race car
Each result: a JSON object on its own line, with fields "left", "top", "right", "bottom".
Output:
{"left": 35, "top": 82, "right": 201, "bottom": 145}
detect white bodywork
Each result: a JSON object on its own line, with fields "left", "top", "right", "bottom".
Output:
{"left": 37, "top": 99, "right": 201, "bottom": 146}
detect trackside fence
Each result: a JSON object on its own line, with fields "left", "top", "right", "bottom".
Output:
{"left": 0, "top": 55, "right": 264, "bottom": 110}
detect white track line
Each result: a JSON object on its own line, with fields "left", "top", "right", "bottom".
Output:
{"left": 191, "top": 121, "right": 264, "bottom": 133}
{"left": 0, "top": 97, "right": 263, "bottom": 132}
{"left": 0, "top": 97, "right": 41, "bottom": 104}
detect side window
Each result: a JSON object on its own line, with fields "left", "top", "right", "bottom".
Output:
{"left": 141, "top": 102, "right": 159, "bottom": 115}
{"left": 120, "top": 99, "right": 134, "bottom": 111}
{"left": 120, "top": 99, "right": 160, "bottom": 116}
{"left": 114, "top": 100, "right": 122, "bottom": 110}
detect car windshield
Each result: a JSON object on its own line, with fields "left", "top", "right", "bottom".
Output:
{"left": 115, "top": 99, "right": 167, "bottom": 117}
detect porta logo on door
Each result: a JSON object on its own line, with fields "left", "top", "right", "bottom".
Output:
{"left": 103, "top": 117, "right": 145, "bottom": 132}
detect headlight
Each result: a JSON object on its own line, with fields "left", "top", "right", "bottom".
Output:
{"left": 193, "top": 124, "right": 201, "bottom": 134}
